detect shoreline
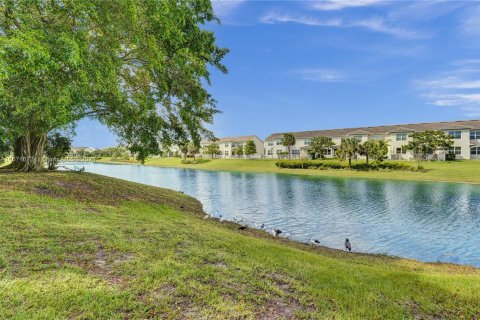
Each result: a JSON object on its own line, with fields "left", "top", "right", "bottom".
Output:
{"left": 90, "top": 157, "right": 480, "bottom": 186}
{"left": 60, "top": 162, "right": 480, "bottom": 268}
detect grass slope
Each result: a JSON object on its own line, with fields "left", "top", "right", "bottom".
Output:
{"left": 0, "top": 171, "right": 479, "bottom": 319}
{"left": 101, "top": 157, "right": 480, "bottom": 184}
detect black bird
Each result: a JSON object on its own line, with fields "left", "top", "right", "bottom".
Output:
{"left": 260, "top": 223, "right": 265, "bottom": 230}
{"left": 238, "top": 225, "right": 247, "bottom": 230}
{"left": 345, "top": 238, "right": 352, "bottom": 251}
{"left": 274, "top": 229, "right": 282, "bottom": 237}
{"left": 309, "top": 239, "right": 321, "bottom": 246}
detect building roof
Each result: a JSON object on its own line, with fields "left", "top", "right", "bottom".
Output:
{"left": 264, "top": 120, "right": 480, "bottom": 140}
{"left": 201, "top": 135, "right": 261, "bottom": 144}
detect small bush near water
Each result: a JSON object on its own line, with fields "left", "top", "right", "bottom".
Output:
{"left": 275, "top": 160, "right": 424, "bottom": 172}
{"left": 181, "top": 159, "right": 211, "bottom": 165}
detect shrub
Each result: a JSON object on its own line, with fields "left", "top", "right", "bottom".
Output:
{"left": 276, "top": 160, "right": 421, "bottom": 172}
{"left": 181, "top": 159, "right": 210, "bottom": 165}
{"left": 445, "top": 153, "right": 456, "bottom": 161}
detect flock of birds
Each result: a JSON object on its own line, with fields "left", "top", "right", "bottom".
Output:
{"left": 203, "top": 212, "right": 353, "bottom": 252}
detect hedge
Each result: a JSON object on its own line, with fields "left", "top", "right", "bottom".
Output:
{"left": 275, "top": 160, "right": 424, "bottom": 172}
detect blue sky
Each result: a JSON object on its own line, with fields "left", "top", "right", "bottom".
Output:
{"left": 74, "top": 0, "right": 480, "bottom": 147}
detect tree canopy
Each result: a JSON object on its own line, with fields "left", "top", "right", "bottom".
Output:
{"left": 0, "top": 0, "right": 227, "bottom": 171}
{"left": 244, "top": 139, "right": 256, "bottom": 156}
{"left": 282, "top": 133, "right": 296, "bottom": 159}
{"left": 337, "top": 137, "right": 360, "bottom": 167}
{"left": 203, "top": 143, "right": 220, "bottom": 158}
{"left": 310, "top": 136, "right": 334, "bottom": 159}
{"left": 404, "top": 130, "right": 453, "bottom": 162}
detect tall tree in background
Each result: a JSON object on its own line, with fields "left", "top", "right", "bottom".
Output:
{"left": 337, "top": 138, "right": 359, "bottom": 168}
{"left": 244, "top": 139, "right": 257, "bottom": 157}
{"left": 359, "top": 140, "right": 376, "bottom": 165}
{"left": 310, "top": 136, "right": 335, "bottom": 159}
{"left": 0, "top": 0, "right": 227, "bottom": 171}
{"left": 233, "top": 145, "right": 244, "bottom": 157}
{"left": 204, "top": 143, "right": 220, "bottom": 158}
{"left": 404, "top": 130, "right": 453, "bottom": 165}
{"left": 371, "top": 140, "right": 389, "bottom": 163}
{"left": 282, "top": 133, "right": 296, "bottom": 160}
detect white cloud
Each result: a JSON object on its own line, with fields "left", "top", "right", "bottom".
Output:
{"left": 295, "top": 68, "right": 345, "bottom": 82}
{"left": 260, "top": 12, "right": 426, "bottom": 39}
{"left": 462, "top": 4, "right": 480, "bottom": 34}
{"left": 352, "top": 17, "right": 427, "bottom": 39}
{"left": 260, "top": 13, "right": 342, "bottom": 27}
{"left": 309, "top": 0, "right": 386, "bottom": 11}
{"left": 212, "top": 0, "right": 246, "bottom": 18}
{"left": 415, "top": 60, "right": 480, "bottom": 115}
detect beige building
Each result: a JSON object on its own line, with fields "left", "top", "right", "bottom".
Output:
{"left": 264, "top": 120, "right": 480, "bottom": 160}
{"left": 201, "top": 135, "right": 264, "bottom": 158}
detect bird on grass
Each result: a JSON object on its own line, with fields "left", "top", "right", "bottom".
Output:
{"left": 203, "top": 214, "right": 211, "bottom": 220}
{"left": 273, "top": 229, "right": 282, "bottom": 237}
{"left": 309, "top": 239, "right": 321, "bottom": 246}
{"left": 345, "top": 238, "right": 352, "bottom": 251}
{"left": 238, "top": 225, "right": 248, "bottom": 230}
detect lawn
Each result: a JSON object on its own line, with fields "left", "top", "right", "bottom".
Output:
{"left": 100, "top": 157, "right": 480, "bottom": 184}
{"left": 0, "top": 171, "right": 479, "bottom": 319}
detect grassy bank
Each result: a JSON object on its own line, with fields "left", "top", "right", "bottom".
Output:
{"left": 0, "top": 171, "right": 479, "bottom": 319}
{"left": 100, "top": 157, "right": 480, "bottom": 184}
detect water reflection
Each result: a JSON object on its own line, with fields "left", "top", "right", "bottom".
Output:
{"left": 64, "top": 162, "right": 480, "bottom": 267}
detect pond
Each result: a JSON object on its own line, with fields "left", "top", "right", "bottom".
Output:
{"left": 63, "top": 162, "right": 480, "bottom": 266}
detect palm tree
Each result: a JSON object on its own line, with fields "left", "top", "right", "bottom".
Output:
{"left": 359, "top": 140, "right": 376, "bottom": 165}
{"left": 338, "top": 137, "right": 359, "bottom": 168}
{"left": 282, "top": 133, "right": 296, "bottom": 160}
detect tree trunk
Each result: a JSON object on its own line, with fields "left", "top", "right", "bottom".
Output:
{"left": 366, "top": 154, "right": 369, "bottom": 165}
{"left": 348, "top": 157, "right": 352, "bottom": 168}
{"left": 8, "top": 134, "right": 47, "bottom": 172}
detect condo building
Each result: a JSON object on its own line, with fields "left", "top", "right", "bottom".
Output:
{"left": 263, "top": 120, "right": 480, "bottom": 160}
{"left": 200, "top": 135, "right": 264, "bottom": 158}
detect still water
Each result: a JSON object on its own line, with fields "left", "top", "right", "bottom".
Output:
{"left": 64, "top": 162, "right": 480, "bottom": 266}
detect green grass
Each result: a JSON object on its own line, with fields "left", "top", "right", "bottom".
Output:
{"left": 101, "top": 157, "right": 480, "bottom": 184}
{"left": 0, "top": 171, "right": 479, "bottom": 319}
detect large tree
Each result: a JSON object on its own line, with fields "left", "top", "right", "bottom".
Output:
{"left": 371, "top": 140, "right": 389, "bottom": 163}
{"left": 0, "top": 0, "right": 227, "bottom": 171}
{"left": 282, "top": 133, "right": 296, "bottom": 160}
{"left": 244, "top": 139, "right": 256, "bottom": 157}
{"left": 203, "top": 143, "right": 220, "bottom": 158}
{"left": 310, "top": 136, "right": 334, "bottom": 159}
{"left": 404, "top": 130, "right": 453, "bottom": 164}
{"left": 359, "top": 140, "right": 376, "bottom": 165}
{"left": 337, "top": 137, "right": 360, "bottom": 168}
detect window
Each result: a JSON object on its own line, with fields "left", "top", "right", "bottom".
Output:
{"left": 224, "top": 151, "right": 229, "bottom": 156}
{"left": 371, "top": 135, "right": 384, "bottom": 141}
{"left": 324, "top": 149, "right": 332, "bottom": 155}
{"left": 224, "top": 143, "right": 229, "bottom": 147}
{"left": 448, "top": 130, "right": 461, "bottom": 139}
{"left": 396, "top": 133, "right": 407, "bottom": 141}
{"left": 267, "top": 150, "right": 273, "bottom": 155}
{"left": 448, "top": 147, "right": 461, "bottom": 155}
{"left": 292, "top": 150, "right": 300, "bottom": 155}
{"left": 470, "top": 131, "right": 480, "bottom": 140}
{"left": 304, "top": 139, "right": 311, "bottom": 146}
{"left": 354, "top": 135, "right": 363, "bottom": 142}
{"left": 396, "top": 147, "right": 406, "bottom": 154}
{"left": 471, "top": 147, "right": 480, "bottom": 155}
{"left": 267, "top": 141, "right": 274, "bottom": 146}
{"left": 231, "top": 143, "right": 236, "bottom": 148}
{"left": 276, "top": 140, "right": 283, "bottom": 145}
